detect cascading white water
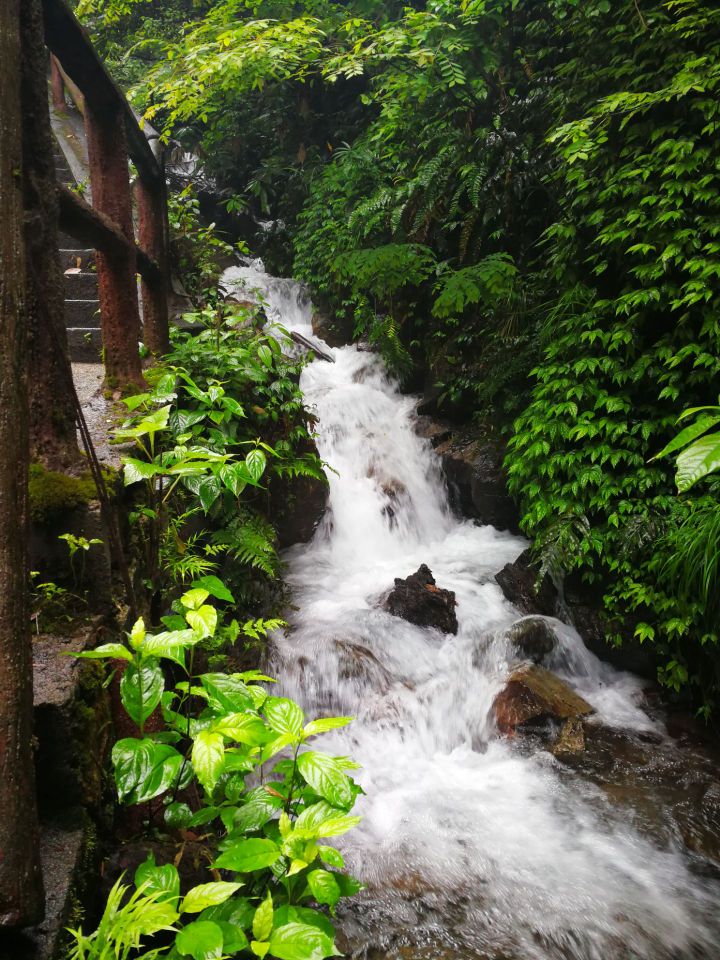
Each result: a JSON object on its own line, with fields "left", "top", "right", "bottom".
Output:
{"left": 222, "top": 263, "right": 720, "bottom": 960}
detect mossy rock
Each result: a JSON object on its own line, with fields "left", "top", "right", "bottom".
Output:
{"left": 29, "top": 464, "right": 97, "bottom": 525}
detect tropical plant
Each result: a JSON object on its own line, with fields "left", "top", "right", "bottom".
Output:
{"left": 70, "top": 585, "right": 362, "bottom": 960}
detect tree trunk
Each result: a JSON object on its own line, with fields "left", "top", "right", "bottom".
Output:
{"left": 0, "top": 0, "right": 45, "bottom": 929}
{"left": 21, "top": 0, "right": 80, "bottom": 471}
{"left": 85, "top": 103, "right": 144, "bottom": 388}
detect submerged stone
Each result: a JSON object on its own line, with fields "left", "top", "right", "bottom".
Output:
{"left": 551, "top": 716, "right": 586, "bottom": 756}
{"left": 505, "top": 616, "right": 558, "bottom": 664}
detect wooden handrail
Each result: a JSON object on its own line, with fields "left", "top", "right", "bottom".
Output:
{"left": 57, "top": 185, "right": 161, "bottom": 282}
{"left": 41, "top": 0, "right": 161, "bottom": 187}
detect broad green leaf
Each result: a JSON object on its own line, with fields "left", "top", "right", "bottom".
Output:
{"left": 261, "top": 732, "right": 295, "bottom": 763}
{"left": 675, "top": 433, "right": 720, "bottom": 492}
{"left": 257, "top": 344, "right": 274, "bottom": 368}
{"left": 182, "top": 588, "right": 210, "bottom": 610}
{"left": 296, "top": 752, "right": 353, "bottom": 808}
{"left": 245, "top": 447, "right": 267, "bottom": 482}
{"left": 263, "top": 697, "right": 304, "bottom": 739}
{"left": 268, "top": 922, "right": 338, "bottom": 960}
{"left": 112, "top": 738, "right": 183, "bottom": 803}
{"left": 135, "top": 854, "right": 180, "bottom": 903}
{"left": 212, "top": 712, "right": 268, "bottom": 746}
{"left": 218, "top": 922, "right": 249, "bottom": 953}
{"left": 201, "top": 674, "right": 254, "bottom": 712}
{"left": 307, "top": 870, "right": 341, "bottom": 910}
{"left": 143, "top": 629, "right": 201, "bottom": 667}
{"left": 652, "top": 413, "right": 720, "bottom": 461}
{"left": 192, "top": 731, "right": 225, "bottom": 794}
{"left": 181, "top": 882, "right": 242, "bottom": 914}
{"left": 123, "top": 458, "right": 162, "bottom": 486}
{"left": 74, "top": 643, "right": 132, "bottom": 662}
{"left": 273, "top": 906, "right": 334, "bottom": 939}
{"left": 253, "top": 891, "right": 273, "bottom": 941}
{"left": 232, "top": 788, "right": 284, "bottom": 832}
{"left": 295, "top": 801, "right": 361, "bottom": 839}
{"left": 120, "top": 660, "right": 164, "bottom": 729}
{"left": 187, "top": 604, "right": 218, "bottom": 639}
{"left": 213, "top": 838, "right": 281, "bottom": 872}
{"left": 165, "top": 801, "right": 193, "bottom": 829}
{"left": 176, "top": 920, "right": 224, "bottom": 960}
{"left": 198, "top": 474, "right": 223, "bottom": 512}
{"left": 192, "top": 576, "right": 235, "bottom": 602}
{"left": 251, "top": 942, "right": 270, "bottom": 958}
{"left": 304, "top": 717, "right": 353, "bottom": 737}
{"left": 317, "top": 846, "right": 344, "bottom": 869}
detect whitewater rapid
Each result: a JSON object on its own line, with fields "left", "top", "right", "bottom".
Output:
{"left": 222, "top": 263, "right": 720, "bottom": 960}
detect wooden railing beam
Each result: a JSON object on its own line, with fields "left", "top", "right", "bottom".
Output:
{"left": 41, "top": 0, "right": 161, "bottom": 187}
{"left": 57, "top": 185, "right": 161, "bottom": 282}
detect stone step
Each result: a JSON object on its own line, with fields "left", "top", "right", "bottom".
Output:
{"left": 63, "top": 271, "right": 98, "bottom": 299}
{"left": 60, "top": 248, "right": 95, "bottom": 271}
{"left": 66, "top": 327, "right": 102, "bottom": 362}
{"left": 65, "top": 298, "right": 100, "bottom": 329}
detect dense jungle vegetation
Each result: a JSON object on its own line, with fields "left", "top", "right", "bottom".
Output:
{"left": 76, "top": 0, "right": 720, "bottom": 714}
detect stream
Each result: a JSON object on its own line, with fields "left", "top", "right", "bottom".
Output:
{"left": 221, "top": 263, "right": 720, "bottom": 960}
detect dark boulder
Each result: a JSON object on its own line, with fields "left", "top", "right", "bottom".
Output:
{"left": 414, "top": 415, "right": 453, "bottom": 448}
{"left": 564, "top": 602, "right": 660, "bottom": 682}
{"left": 434, "top": 434, "right": 518, "bottom": 531}
{"left": 383, "top": 564, "right": 458, "bottom": 634}
{"left": 495, "top": 549, "right": 558, "bottom": 617}
{"left": 268, "top": 436, "right": 328, "bottom": 548}
{"left": 311, "top": 309, "right": 353, "bottom": 348}
{"left": 505, "top": 616, "right": 558, "bottom": 664}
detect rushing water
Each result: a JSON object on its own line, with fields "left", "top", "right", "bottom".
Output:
{"left": 222, "top": 263, "right": 720, "bottom": 960}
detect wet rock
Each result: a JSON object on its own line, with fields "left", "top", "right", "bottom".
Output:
{"left": 383, "top": 564, "right": 458, "bottom": 635}
{"left": 493, "top": 663, "right": 593, "bottom": 734}
{"left": 564, "top": 602, "right": 660, "bottom": 682}
{"left": 414, "top": 415, "right": 453, "bottom": 448}
{"left": 551, "top": 716, "right": 586, "bottom": 756}
{"left": 33, "top": 623, "right": 111, "bottom": 817}
{"left": 505, "top": 616, "right": 558, "bottom": 664}
{"left": 495, "top": 549, "right": 558, "bottom": 617}
{"left": 495, "top": 551, "right": 661, "bottom": 680}
{"left": 434, "top": 434, "right": 518, "bottom": 531}
{"left": 269, "top": 436, "right": 328, "bottom": 548}
{"left": 18, "top": 821, "right": 98, "bottom": 960}
{"left": 311, "top": 309, "right": 353, "bottom": 348}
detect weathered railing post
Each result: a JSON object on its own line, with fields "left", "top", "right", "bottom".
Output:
{"left": 0, "top": 0, "right": 45, "bottom": 929}
{"left": 85, "top": 102, "right": 144, "bottom": 387}
{"left": 136, "top": 148, "right": 170, "bottom": 356}
{"left": 50, "top": 53, "right": 65, "bottom": 111}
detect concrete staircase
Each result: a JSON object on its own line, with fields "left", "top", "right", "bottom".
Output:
{"left": 52, "top": 142, "right": 102, "bottom": 362}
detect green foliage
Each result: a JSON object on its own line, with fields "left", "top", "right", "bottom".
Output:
{"left": 70, "top": 588, "right": 361, "bottom": 960}
{"left": 115, "top": 308, "right": 325, "bottom": 616}
{"left": 81, "top": 0, "right": 720, "bottom": 710}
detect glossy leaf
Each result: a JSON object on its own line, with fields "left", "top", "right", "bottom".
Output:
{"left": 296, "top": 752, "right": 353, "bottom": 808}
{"left": 181, "top": 882, "right": 243, "bottom": 914}
{"left": 120, "top": 660, "right": 164, "bottom": 729}
{"left": 213, "top": 837, "right": 281, "bottom": 872}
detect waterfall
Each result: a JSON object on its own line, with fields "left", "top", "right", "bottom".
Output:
{"left": 222, "top": 263, "right": 720, "bottom": 960}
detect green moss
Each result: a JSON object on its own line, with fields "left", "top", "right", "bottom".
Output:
{"left": 29, "top": 464, "right": 97, "bottom": 525}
